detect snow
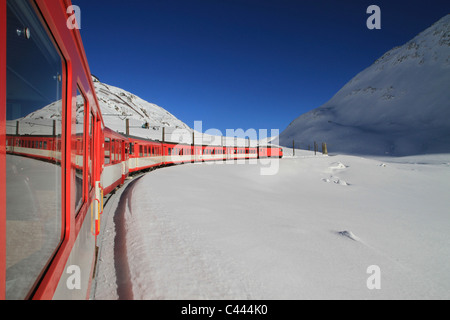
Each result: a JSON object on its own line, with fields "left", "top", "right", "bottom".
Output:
{"left": 92, "top": 152, "right": 450, "bottom": 300}
{"left": 93, "top": 80, "right": 193, "bottom": 142}
{"left": 279, "top": 14, "right": 450, "bottom": 156}
{"left": 88, "top": 15, "right": 450, "bottom": 300}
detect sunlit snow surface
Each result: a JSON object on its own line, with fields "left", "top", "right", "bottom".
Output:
{"left": 280, "top": 15, "right": 450, "bottom": 156}
{"left": 93, "top": 151, "right": 450, "bottom": 300}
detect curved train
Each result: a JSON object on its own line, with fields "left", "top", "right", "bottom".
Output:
{"left": 0, "top": 0, "right": 282, "bottom": 300}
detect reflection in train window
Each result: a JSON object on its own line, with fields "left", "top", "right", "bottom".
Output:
{"left": 5, "top": 0, "right": 63, "bottom": 299}
{"left": 74, "top": 88, "right": 85, "bottom": 213}
{"left": 88, "top": 112, "right": 93, "bottom": 190}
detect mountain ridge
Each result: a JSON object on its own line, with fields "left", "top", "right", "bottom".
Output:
{"left": 279, "top": 14, "right": 450, "bottom": 156}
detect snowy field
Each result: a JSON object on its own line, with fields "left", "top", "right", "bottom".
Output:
{"left": 92, "top": 150, "right": 450, "bottom": 300}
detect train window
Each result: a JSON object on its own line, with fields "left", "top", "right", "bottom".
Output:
{"left": 139, "top": 145, "right": 143, "bottom": 157}
{"left": 129, "top": 143, "right": 134, "bottom": 155}
{"left": 111, "top": 140, "right": 115, "bottom": 162}
{"left": 115, "top": 141, "right": 119, "bottom": 162}
{"left": 88, "top": 112, "right": 94, "bottom": 189}
{"left": 74, "top": 88, "right": 85, "bottom": 214}
{"left": 72, "top": 87, "right": 86, "bottom": 212}
{"left": 5, "top": 0, "right": 63, "bottom": 299}
{"left": 104, "top": 138, "right": 111, "bottom": 164}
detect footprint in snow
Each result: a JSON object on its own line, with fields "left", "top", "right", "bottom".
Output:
{"left": 336, "top": 230, "right": 360, "bottom": 242}
{"left": 322, "top": 176, "right": 349, "bottom": 186}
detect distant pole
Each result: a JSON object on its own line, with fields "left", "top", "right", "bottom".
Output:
{"left": 192, "top": 131, "right": 195, "bottom": 146}
{"left": 53, "top": 120, "right": 56, "bottom": 136}
{"left": 292, "top": 140, "right": 295, "bottom": 157}
{"left": 126, "top": 119, "right": 129, "bottom": 135}
{"left": 16, "top": 121, "right": 19, "bottom": 135}
{"left": 162, "top": 127, "right": 165, "bottom": 142}
{"left": 322, "top": 142, "right": 328, "bottom": 155}
{"left": 314, "top": 141, "right": 317, "bottom": 155}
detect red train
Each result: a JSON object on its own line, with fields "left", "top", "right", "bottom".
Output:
{"left": 0, "top": 0, "right": 282, "bottom": 300}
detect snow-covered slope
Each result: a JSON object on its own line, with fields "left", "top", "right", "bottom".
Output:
{"left": 6, "top": 77, "right": 194, "bottom": 142}
{"left": 93, "top": 153, "right": 450, "bottom": 299}
{"left": 280, "top": 14, "right": 450, "bottom": 156}
{"left": 93, "top": 78, "right": 193, "bottom": 142}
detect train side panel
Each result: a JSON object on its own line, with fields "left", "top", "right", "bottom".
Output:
{"left": 1, "top": 0, "right": 102, "bottom": 300}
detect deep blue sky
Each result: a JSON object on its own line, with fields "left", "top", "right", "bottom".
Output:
{"left": 73, "top": 0, "right": 449, "bottom": 134}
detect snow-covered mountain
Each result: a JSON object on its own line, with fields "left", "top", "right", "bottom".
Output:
{"left": 93, "top": 78, "right": 193, "bottom": 142}
{"left": 6, "top": 77, "right": 194, "bottom": 142}
{"left": 280, "top": 14, "right": 450, "bottom": 156}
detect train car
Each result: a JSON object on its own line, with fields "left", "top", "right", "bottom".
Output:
{"left": 201, "top": 145, "right": 225, "bottom": 162}
{"left": 6, "top": 134, "right": 63, "bottom": 163}
{"left": 1, "top": 0, "right": 104, "bottom": 300}
{"left": 257, "top": 145, "right": 283, "bottom": 159}
{"left": 102, "top": 128, "right": 129, "bottom": 195}
{"left": 127, "top": 135, "right": 163, "bottom": 172}
{"left": 163, "top": 141, "right": 194, "bottom": 165}
{"left": 267, "top": 146, "right": 284, "bottom": 158}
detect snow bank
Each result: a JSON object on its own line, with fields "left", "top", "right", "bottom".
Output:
{"left": 93, "top": 154, "right": 450, "bottom": 300}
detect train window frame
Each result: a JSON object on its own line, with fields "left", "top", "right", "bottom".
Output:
{"left": 74, "top": 86, "right": 87, "bottom": 214}
{"left": 5, "top": 0, "right": 66, "bottom": 299}
{"left": 88, "top": 111, "right": 94, "bottom": 191}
